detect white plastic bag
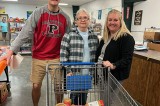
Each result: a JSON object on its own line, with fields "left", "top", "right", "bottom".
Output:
{"left": 10, "top": 54, "right": 24, "bottom": 69}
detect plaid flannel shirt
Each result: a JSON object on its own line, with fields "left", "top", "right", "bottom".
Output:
{"left": 60, "top": 29, "right": 99, "bottom": 63}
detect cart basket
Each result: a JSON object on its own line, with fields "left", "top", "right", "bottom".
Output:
{"left": 66, "top": 75, "right": 92, "bottom": 90}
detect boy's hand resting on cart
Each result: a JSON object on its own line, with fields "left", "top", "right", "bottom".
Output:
{"left": 102, "top": 61, "right": 116, "bottom": 70}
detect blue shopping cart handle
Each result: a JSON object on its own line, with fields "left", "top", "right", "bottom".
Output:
{"left": 61, "top": 62, "right": 95, "bottom": 65}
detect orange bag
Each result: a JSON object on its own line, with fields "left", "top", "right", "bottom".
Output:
{"left": 0, "top": 60, "right": 7, "bottom": 75}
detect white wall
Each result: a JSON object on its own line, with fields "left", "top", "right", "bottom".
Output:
{"left": 81, "top": 0, "right": 122, "bottom": 27}
{"left": 0, "top": 1, "right": 122, "bottom": 27}
{"left": 3, "top": 1, "right": 159, "bottom": 44}
{"left": 131, "top": 0, "right": 160, "bottom": 44}
{"left": 0, "top": 3, "right": 73, "bottom": 21}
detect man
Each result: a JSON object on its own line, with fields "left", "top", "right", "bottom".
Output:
{"left": 0, "top": 0, "right": 71, "bottom": 106}
{"left": 60, "top": 8, "right": 99, "bottom": 105}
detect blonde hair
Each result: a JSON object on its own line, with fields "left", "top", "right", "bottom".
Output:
{"left": 102, "top": 9, "right": 131, "bottom": 43}
{"left": 75, "top": 8, "right": 90, "bottom": 20}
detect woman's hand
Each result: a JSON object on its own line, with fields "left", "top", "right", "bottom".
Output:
{"left": 102, "top": 61, "right": 116, "bottom": 70}
{"left": 66, "top": 72, "right": 73, "bottom": 76}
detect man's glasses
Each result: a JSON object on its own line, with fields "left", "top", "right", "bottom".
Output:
{"left": 76, "top": 16, "right": 89, "bottom": 21}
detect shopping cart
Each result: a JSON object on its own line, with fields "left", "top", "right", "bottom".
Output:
{"left": 46, "top": 62, "right": 139, "bottom": 106}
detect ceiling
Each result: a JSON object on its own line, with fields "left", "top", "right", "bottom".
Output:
{"left": 0, "top": 0, "right": 96, "bottom": 7}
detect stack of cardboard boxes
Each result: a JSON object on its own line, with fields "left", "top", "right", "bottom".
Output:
{"left": 0, "top": 82, "right": 8, "bottom": 104}
{"left": 144, "top": 31, "right": 160, "bottom": 52}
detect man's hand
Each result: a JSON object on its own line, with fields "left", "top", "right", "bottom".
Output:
{"left": 0, "top": 49, "right": 13, "bottom": 65}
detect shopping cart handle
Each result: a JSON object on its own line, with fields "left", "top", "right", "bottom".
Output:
{"left": 61, "top": 62, "right": 95, "bottom": 65}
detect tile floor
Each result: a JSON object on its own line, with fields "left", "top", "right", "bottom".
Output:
{"left": 0, "top": 41, "right": 47, "bottom": 106}
{"left": 0, "top": 41, "right": 141, "bottom": 106}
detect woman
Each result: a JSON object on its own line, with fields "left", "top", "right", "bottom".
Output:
{"left": 96, "top": 9, "right": 135, "bottom": 105}
{"left": 60, "top": 8, "right": 99, "bottom": 105}
{"left": 0, "top": 18, "right": 8, "bottom": 43}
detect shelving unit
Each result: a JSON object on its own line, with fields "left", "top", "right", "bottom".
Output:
{"left": 92, "top": 23, "right": 102, "bottom": 36}
{"left": 19, "top": 38, "right": 32, "bottom": 55}
{"left": 9, "top": 17, "right": 32, "bottom": 55}
{"left": 143, "top": 27, "right": 160, "bottom": 52}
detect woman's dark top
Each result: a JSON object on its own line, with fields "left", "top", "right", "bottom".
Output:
{"left": 96, "top": 34, "right": 135, "bottom": 81}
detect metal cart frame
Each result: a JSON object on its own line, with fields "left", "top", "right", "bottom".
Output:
{"left": 45, "top": 62, "right": 139, "bottom": 106}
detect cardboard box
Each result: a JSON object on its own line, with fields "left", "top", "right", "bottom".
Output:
{"left": 147, "top": 42, "right": 160, "bottom": 52}
{"left": 0, "top": 82, "right": 8, "bottom": 104}
{"left": 144, "top": 32, "right": 160, "bottom": 41}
